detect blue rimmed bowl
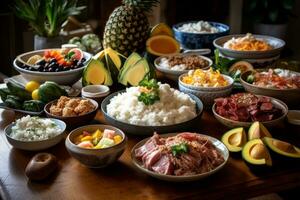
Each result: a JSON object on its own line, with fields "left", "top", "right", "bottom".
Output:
{"left": 173, "top": 21, "right": 230, "bottom": 49}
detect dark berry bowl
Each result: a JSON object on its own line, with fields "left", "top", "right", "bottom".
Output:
{"left": 14, "top": 49, "right": 91, "bottom": 85}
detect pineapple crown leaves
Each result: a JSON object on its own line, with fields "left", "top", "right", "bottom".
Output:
{"left": 122, "top": 0, "right": 160, "bottom": 12}
{"left": 13, "top": 0, "right": 85, "bottom": 37}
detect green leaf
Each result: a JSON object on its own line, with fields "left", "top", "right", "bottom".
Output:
{"left": 171, "top": 143, "right": 189, "bottom": 157}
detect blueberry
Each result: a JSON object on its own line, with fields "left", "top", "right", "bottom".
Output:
{"left": 36, "top": 59, "right": 46, "bottom": 65}
{"left": 50, "top": 58, "right": 57, "bottom": 63}
{"left": 81, "top": 58, "right": 86, "bottom": 62}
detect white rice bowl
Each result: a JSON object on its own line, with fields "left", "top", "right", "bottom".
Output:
{"left": 107, "top": 83, "right": 196, "bottom": 126}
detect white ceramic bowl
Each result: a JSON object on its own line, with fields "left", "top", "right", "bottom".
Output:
{"left": 13, "top": 49, "right": 92, "bottom": 86}
{"left": 131, "top": 133, "right": 229, "bottom": 182}
{"left": 178, "top": 73, "right": 234, "bottom": 107}
{"left": 65, "top": 124, "right": 127, "bottom": 168}
{"left": 213, "top": 34, "right": 285, "bottom": 59}
{"left": 154, "top": 54, "right": 212, "bottom": 81}
{"left": 4, "top": 118, "right": 66, "bottom": 151}
{"left": 212, "top": 95, "right": 288, "bottom": 128}
{"left": 81, "top": 85, "right": 110, "bottom": 104}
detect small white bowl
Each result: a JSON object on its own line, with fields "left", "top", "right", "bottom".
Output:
{"left": 82, "top": 85, "right": 110, "bottom": 97}
{"left": 81, "top": 85, "right": 110, "bottom": 104}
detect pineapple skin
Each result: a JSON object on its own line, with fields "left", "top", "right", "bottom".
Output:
{"left": 103, "top": 6, "right": 150, "bottom": 56}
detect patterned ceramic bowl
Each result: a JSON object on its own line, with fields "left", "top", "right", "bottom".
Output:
{"left": 173, "top": 21, "right": 229, "bottom": 49}
{"left": 178, "top": 73, "right": 234, "bottom": 108}
{"left": 65, "top": 124, "right": 127, "bottom": 168}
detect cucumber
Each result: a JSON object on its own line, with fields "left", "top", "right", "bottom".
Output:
{"left": 6, "top": 81, "right": 31, "bottom": 101}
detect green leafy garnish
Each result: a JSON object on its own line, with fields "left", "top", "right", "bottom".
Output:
{"left": 171, "top": 143, "right": 189, "bottom": 157}
{"left": 65, "top": 51, "right": 75, "bottom": 60}
{"left": 138, "top": 78, "right": 160, "bottom": 105}
{"left": 213, "top": 49, "right": 237, "bottom": 75}
{"left": 139, "top": 78, "right": 159, "bottom": 89}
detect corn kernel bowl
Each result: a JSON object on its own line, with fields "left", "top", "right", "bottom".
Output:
{"left": 65, "top": 124, "right": 127, "bottom": 168}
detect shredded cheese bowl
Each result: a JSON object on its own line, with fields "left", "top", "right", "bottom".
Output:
{"left": 179, "top": 68, "right": 234, "bottom": 91}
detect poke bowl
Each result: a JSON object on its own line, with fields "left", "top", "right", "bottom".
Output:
{"left": 4, "top": 116, "right": 66, "bottom": 151}
{"left": 154, "top": 53, "right": 212, "bottom": 81}
{"left": 240, "top": 69, "right": 300, "bottom": 107}
{"left": 101, "top": 85, "right": 204, "bottom": 135}
{"left": 173, "top": 21, "right": 229, "bottom": 49}
{"left": 213, "top": 34, "right": 285, "bottom": 59}
{"left": 13, "top": 48, "right": 91, "bottom": 85}
{"left": 131, "top": 132, "right": 229, "bottom": 182}
{"left": 212, "top": 93, "right": 288, "bottom": 128}
{"left": 65, "top": 124, "right": 127, "bottom": 168}
{"left": 178, "top": 69, "right": 234, "bottom": 107}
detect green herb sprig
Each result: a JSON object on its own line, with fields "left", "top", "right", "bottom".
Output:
{"left": 137, "top": 78, "right": 160, "bottom": 105}
{"left": 171, "top": 143, "right": 189, "bottom": 157}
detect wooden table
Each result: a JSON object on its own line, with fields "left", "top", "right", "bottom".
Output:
{"left": 0, "top": 105, "right": 300, "bottom": 200}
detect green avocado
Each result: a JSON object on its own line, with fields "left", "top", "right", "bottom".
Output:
{"left": 248, "top": 122, "right": 272, "bottom": 140}
{"left": 82, "top": 59, "right": 113, "bottom": 86}
{"left": 221, "top": 127, "right": 247, "bottom": 152}
{"left": 242, "top": 139, "right": 272, "bottom": 166}
{"left": 263, "top": 137, "right": 300, "bottom": 159}
{"left": 118, "top": 52, "right": 142, "bottom": 85}
{"left": 119, "top": 58, "right": 150, "bottom": 86}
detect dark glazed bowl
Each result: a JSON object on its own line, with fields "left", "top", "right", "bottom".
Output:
{"left": 173, "top": 21, "right": 230, "bottom": 49}
{"left": 101, "top": 90, "right": 204, "bottom": 135}
{"left": 44, "top": 97, "right": 98, "bottom": 128}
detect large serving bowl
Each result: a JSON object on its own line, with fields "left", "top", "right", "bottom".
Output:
{"left": 131, "top": 133, "right": 229, "bottom": 182}
{"left": 173, "top": 21, "right": 229, "bottom": 49}
{"left": 4, "top": 118, "right": 66, "bottom": 151}
{"left": 178, "top": 73, "right": 234, "bottom": 107}
{"left": 212, "top": 95, "right": 288, "bottom": 128}
{"left": 213, "top": 34, "right": 285, "bottom": 59}
{"left": 44, "top": 98, "right": 98, "bottom": 128}
{"left": 101, "top": 91, "right": 204, "bottom": 135}
{"left": 13, "top": 49, "right": 91, "bottom": 85}
{"left": 65, "top": 124, "right": 127, "bottom": 168}
{"left": 240, "top": 70, "right": 300, "bottom": 107}
{"left": 154, "top": 53, "right": 212, "bottom": 81}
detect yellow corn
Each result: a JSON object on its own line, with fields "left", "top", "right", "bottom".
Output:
{"left": 92, "top": 129, "right": 102, "bottom": 139}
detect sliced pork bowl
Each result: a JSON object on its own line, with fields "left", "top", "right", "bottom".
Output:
{"left": 131, "top": 132, "right": 229, "bottom": 182}
{"left": 212, "top": 93, "right": 288, "bottom": 128}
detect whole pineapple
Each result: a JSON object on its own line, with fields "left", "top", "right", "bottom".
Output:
{"left": 103, "top": 0, "right": 159, "bottom": 56}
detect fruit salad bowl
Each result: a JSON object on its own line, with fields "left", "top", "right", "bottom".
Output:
{"left": 14, "top": 49, "right": 92, "bottom": 86}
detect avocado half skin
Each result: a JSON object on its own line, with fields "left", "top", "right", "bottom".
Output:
{"left": 263, "top": 137, "right": 300, "bottom": 160}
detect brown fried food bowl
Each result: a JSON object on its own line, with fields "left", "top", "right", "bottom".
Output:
{"left": 44, "top": 97, "right": 98, "bottom": 128}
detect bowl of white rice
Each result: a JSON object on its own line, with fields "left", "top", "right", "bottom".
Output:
{"left": 101, "top": 83, "right": 203, "bottom": 135}
{"left": 173, "top": 21, "right": 229, "bottom": 49}
{"left": 5, "top": 115, "right": 66, "bottom": 151}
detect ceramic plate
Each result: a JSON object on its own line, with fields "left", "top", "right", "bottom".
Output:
{"left": 131, "top": 133, "right": 229, "bottom": 182}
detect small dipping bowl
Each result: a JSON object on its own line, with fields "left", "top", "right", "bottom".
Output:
{"left": 81, "top": 85, "right": 110, "bottom": 105}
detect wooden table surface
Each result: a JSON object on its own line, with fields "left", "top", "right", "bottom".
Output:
{"left": 0, "top": 106, "right": 300, "bottom": 200}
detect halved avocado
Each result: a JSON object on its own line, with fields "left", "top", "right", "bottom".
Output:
{"left": 118, "top": 52, "right": 142, "bottom": 85}
{"left": 242, "top": 139, "right": 272, "bottom": 166}
{"left": 119, "top": 58, "right": 150, "bottom": 86}
{"left": 221, "top": 127, "right": 247, "bottom": 152}
{"left": 229, "top": 61, "right": 253, "bottom": 74}
{"left": 263, "top": 137, "right": 300, "bottom": 158}
{"left": 82, "top": 59, "right": 113, "bottom": 86}
{"left": 248, "top": 122, "right": 272, "bottom": 140}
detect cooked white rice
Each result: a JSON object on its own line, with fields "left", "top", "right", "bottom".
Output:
{"left": 107, "top": 83, "right": 197, "bottom": 126}
{"left": 10, "top": 115, "right": 62, "bottom": 141}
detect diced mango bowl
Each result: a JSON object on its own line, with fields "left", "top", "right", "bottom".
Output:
{"left": 65, "top": 124, "right": 127, "bottom": 168}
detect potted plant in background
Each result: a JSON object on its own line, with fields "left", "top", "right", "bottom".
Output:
{"left": 14, "top": 0, "right": 85, "bottom": 50}
{"left": 246, "top": 0, "right": 296, "bottom": 39}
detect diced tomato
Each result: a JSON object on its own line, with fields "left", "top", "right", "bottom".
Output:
{"left": 82, "top": 131, "right": 91, "bottom": 136}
